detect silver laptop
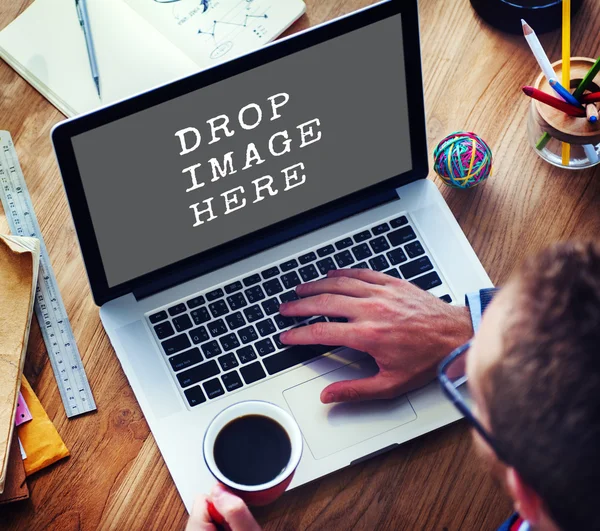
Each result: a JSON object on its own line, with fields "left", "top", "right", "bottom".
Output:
{"left": 52, "top": 0, "right": 491, "bottom": 511}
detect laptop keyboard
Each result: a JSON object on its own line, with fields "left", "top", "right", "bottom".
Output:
{"left": 146, "top": 214, "right": 453, "bottom": 409}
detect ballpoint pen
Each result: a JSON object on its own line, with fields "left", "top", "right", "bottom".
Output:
{"left": 75, "top": 0, "right": 101, "bottom": 98}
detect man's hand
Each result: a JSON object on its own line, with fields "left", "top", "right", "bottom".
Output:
{"left": 185, "top": 484, "right": 261, "bottom": 531}
{"left": 279, "top": 268, "right": 473, "bottom": 404}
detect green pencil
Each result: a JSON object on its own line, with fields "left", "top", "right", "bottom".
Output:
{"left": 536, "top": 132, "right": 551, "bottom": 150}
{"left": 573, "top": 57, "right": 600, "bottom": 100}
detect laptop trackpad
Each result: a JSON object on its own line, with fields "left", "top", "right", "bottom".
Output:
{"left": 283, "top": 357, "right": 417, "bottom": 460}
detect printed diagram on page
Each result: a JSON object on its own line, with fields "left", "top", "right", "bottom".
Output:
{"left": 127, "top": 0, "right": 275, "bottom": 66}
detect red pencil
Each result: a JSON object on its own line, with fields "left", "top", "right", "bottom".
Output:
{"left": 522, "top": 86, "right": 586, "bottom": 117}
{"left": 581, "top": 92, "right": 600, "bottom": 104}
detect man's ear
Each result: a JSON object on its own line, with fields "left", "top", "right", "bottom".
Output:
{"left": 505, "top": 467, "right": 542, "bottom": 525}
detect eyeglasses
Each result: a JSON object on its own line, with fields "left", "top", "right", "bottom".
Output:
{"left": 437, "top": 341, "right": 508, "bottom": 463}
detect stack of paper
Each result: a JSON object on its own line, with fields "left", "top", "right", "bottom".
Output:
{"left": 0, "top": 235, "right": 40, "bottom": 494}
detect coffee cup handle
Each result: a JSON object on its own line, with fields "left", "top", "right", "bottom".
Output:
{"left": 207, "top": 500, "right": 232, "bottom": 531}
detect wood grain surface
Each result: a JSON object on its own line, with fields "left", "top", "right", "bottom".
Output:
{"left": 1, "top": 0, "right": 599, "bottom": 529}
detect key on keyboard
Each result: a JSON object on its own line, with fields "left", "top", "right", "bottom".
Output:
{"left": 201, "top": 340, "right": 222, "bottom": 358}
{"left": 177, "top": 360, "right": 220, "bottom": 387}
{"left": 154, "top": 321, "right": 174, "bottom": 340}
{"left": 240, "top": 362, "right": 266, "bottom": 384}
{"left": 170, "top": 348, "right": 203, "bottom": 372}
{"left": 400, "top": 257, "right": 433, "bottom": 279}
{"left": 317, "top": 244, "right": 335, "bottom": 257}
{"left": 169, "top": 347, "right": 204, "bottom": 371}
{"left": 335, "top": 237, "right": 353, "bottom": 250}
{"left": 189, "top": 326, "right": 209, "bottom": 344}
{"left": 206, "top": 288, "right": 223, "bottom": 301}
{"left": 191, "top": 307, "right": 211, "bottom": 325}
{"left": 184, "top": 386, "right": 206, "bottom": 407}
{"left": 149, "top": 310, "right": 168, "bottom": 324}
{"left": 316, "top": 257, "right": 336, "bottom": 275}
{"left": 298, "top": 252, "right": 316, "bottom": 264}
{"left": 162, "top": 334, "right": 191, "bottom": 355}
{"left": 224, "top": 281, "right": 242, "bottom": 294}
{"left": 222, "top": 371, "right": 243, "bottom": 391}
{"left": 388, "top": 226, "right": 416, "bottom": 246}
{"left": 261, "top": 266, "right": 280, "bottom": 279}
{"left": 203, "top": 378, "right": 225, "bottom": 399}
{"left": 281, "top": 272, "right": 301, "bottom": 289}
{"left": 411, "top": 271, "right": 442, "bottom": 290}
{"left": 299, "top": 264, "right": 319, "bottom": 282}
{"left": 236, "top": 345, "right": 257, "bottom": 364}
{"left": 262, "top": 298, "right": 280, "bottom": 315}
{"left": 244, "top": 305, "right": 264, "bottom": 322}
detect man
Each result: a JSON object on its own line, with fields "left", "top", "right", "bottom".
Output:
{"left": 187, "top": 241, "right": 600, "bottom": 531}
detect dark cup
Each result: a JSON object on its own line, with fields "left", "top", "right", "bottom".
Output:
{"left": 203, "top": 401, "right": 303, "bottom": 506}
{"left": 470, "top": 0, "right": 584, "bottom": 34}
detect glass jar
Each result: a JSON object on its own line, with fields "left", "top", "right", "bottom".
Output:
{"left": 527, "top": 57, "right": 600, "bottom": 170}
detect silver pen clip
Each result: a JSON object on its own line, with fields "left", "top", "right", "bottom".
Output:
{"left": 75, "top": 0, "right": 84, "bottom": 26}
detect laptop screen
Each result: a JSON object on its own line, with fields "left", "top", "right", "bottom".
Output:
{"left": 71, "top": 13, "right": 411, "bottom": 288}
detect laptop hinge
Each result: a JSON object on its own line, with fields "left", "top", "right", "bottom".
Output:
{"left": 132, "top": 188, "right": 399, "bottom": 302}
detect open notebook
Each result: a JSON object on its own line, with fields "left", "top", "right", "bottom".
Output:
{"left": 0, "top": 0, "right": 305, "bottom": 117}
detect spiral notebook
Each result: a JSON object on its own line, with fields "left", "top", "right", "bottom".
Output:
{"left": 0, "top": 0, "right": 305, "bottom": 117}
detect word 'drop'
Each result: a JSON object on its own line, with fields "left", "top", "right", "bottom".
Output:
{"left": 174, "top": 92, "right": 290, "bottom": 156}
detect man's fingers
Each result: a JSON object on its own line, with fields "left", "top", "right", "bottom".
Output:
{"left": 320, "top": 373, "right": 405, "bottom": 404}
{"left": 186, "top": 495, "right": 216, "bottom": 531}
{"left": 327, "top": 268, "right": 392, "bottom": 285}
{"left": 295, "top": 275, "right": 383, "bottom": 299}
{"left": 280, "top": 294, "right": 363, "bottom": 320}
{"left": 280, "top": 321, "right": 361, "bottom": 350}
{"left": 210, "top": 484, "right": 261, "bottom": 531}
{"left": 321, "top": 371, "right": 438, "bottom": 404}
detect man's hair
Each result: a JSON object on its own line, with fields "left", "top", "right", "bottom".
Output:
{"left": 485, "top": 241, "right": 600, "bottom": 531}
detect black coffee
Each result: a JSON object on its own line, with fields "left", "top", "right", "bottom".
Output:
{"left": 213, "top": 414, "right": 292, "bottom": 486}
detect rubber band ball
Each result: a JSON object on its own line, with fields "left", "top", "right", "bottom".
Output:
{"left": 433, "top": 132, "right": 493, "bottom": 189}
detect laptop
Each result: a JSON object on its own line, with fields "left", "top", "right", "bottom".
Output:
{"left": 51, "top": 0, "right": 492, "bottom": 511}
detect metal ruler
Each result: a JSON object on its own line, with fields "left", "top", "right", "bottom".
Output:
{"left": 0, "top": 131, "right": 96, "bottom": 418}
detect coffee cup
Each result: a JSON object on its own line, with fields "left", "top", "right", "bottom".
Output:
{"left": 203, "top": 400, "right": 303, "bottom": 506}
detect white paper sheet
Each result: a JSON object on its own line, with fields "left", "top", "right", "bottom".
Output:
{"left": 0, "top": 0, "right": 199, "bottom": 116}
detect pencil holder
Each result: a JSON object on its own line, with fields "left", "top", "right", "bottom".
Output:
{"left": 527, "top": 58, "right": 600, "bottom": 170}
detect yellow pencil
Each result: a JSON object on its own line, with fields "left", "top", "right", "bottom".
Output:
{"left": 562, "top": 0, "right": 571, "bottom": 166}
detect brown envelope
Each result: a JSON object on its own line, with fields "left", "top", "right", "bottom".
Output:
{"left": 0, "top": 235, "right": 40, "bottom": 493}
{"left": 0, "top": 432, "right": 29, "bottom": 505}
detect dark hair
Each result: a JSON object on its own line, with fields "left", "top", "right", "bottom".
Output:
{"left": 485, "top": 241, "right": 600, "bottom": 531}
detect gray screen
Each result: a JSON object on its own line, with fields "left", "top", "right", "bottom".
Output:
{"left": 72, "top": 13, "right": 412, "bottom": 287}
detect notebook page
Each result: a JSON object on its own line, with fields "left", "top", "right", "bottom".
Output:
{"left": 0, "top": 0, "right": 199, "bottom": 117}
{"left": 123, "top": 0, "right": 306, "bottom": 69}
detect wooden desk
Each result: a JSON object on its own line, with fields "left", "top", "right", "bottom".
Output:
{"left": 1, "top": 0, "right": 599, "bottom": 529}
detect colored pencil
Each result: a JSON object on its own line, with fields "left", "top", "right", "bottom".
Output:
{"left": 586, "top": 104, "right": 599, "bottom": 123}
{"left": 561, "top": 0, "right": 571, "bottom": 165}
{"left": 522, "top": 86, "right": 586, "bottom": 117}
{"left": 581, "top": 92, "right": 600, "bottom": 104}
{"left": 573, "top": 57, "right": 600, "bottom": 100}
{"left": 549, "top": 79, "right": 581, "bottom": 108}
{"left": 521, "top": 20, "right": 557, "bottom": 84}
{"left": 583, "top": 144, "right": 599, "bottom": 164}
